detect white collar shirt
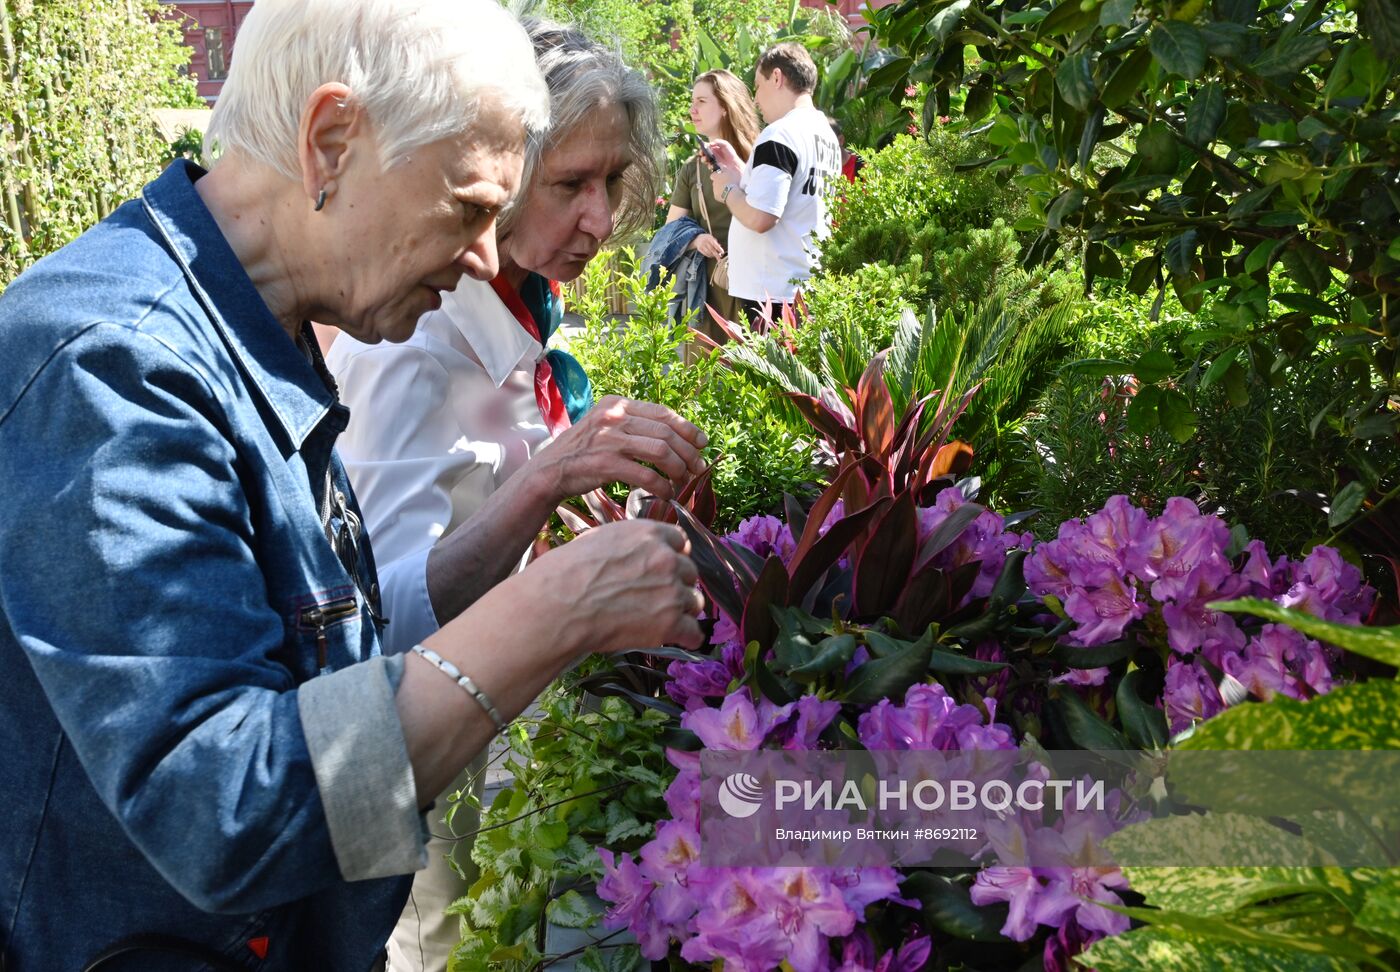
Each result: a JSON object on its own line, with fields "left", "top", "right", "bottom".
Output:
{"left": 326, "top": 275, "right": 551, "bottom": 654}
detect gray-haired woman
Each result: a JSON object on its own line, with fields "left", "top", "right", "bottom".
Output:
{"left": 327, "top": 24, "right": 689, "bottom": 969}
{"left": 0, "top": 2, "right": 704, "bottom": 970}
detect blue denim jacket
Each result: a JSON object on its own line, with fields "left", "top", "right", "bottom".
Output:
{"left": 0, "top": 162, "right": 425, "bottom": 971}
{"left": 641, "top": 216, "right": 708, "bottom": 330}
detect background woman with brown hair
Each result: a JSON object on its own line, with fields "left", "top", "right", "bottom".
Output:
{"left": 665, "top": 69, "right": 761, "bottom": 340}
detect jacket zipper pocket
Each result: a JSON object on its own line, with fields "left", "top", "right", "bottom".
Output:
{"left": 298, "top": 596, "right": 358, "bottom": 671}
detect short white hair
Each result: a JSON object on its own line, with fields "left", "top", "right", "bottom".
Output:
{"left": 204, "top": 0, "right": 550, "bottom": 178}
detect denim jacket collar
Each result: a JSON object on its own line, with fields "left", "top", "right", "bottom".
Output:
{"left": 141, "top": 160, "right": 335, "bottom": 450}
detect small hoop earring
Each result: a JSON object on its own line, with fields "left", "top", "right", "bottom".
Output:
{"left": 314, "top": 188, "right": 327, "bottom": 212}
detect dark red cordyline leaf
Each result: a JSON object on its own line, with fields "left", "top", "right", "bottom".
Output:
{"left": 741, "top": 555, "right": 790, "bottom": 651}
{"left": 789, "top": 496, "right": 891, "bottom": 608}
{"left": 853, "top": 491, "right": 919, "bottom": 618}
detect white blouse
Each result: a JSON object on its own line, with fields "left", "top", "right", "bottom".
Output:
{"left": 327, "top": 276, "right": 552, "bottom": 655}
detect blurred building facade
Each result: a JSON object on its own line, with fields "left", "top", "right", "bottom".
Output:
{"left": 159, "top": 1, "right": 253, "bottom": 103}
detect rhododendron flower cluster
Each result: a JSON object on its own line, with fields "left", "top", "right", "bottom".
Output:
{"left": 601, "top": 492, "right": 1378, "bottom": 971}
{"left": 598, "top": 695, "right": 920, "bottom": 970}
{"left": 1024, "top": 496, "right": 1373, "bottom": 733}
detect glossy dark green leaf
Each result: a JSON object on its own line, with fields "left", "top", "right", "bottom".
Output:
{"left": 1353, "top": 413, "right": 1397, "bottom": 441}
{"left": 1127, "top": 254, "right": 1160, "bottom": 295}
{"left": 1135, "top": 122, "right": 1180, "bottom": 175}
{"left": 902, "top": 873, "right": 1009, "bottom": 941}
{"left": 1228, "top": 185, "right": 1277, "bottom": 219}
{"left": 1274, "top": 291, "right": 1340, "bottom": 320}
{"left": 1280, "top": 242, "right": 1334, "bottom": 294}
{"left": 963, "top": 75, "right": 995, "bottom": 121}
{"left": 928, "top": 645, "right": 1009, "bottom": 675}
{"left": 1365, "top": 0, "right": 1400, "bottom": 61}
{"left": 1328, "top": 480, "right": 1368, "bottom": 528}
{"left": 1200, "top": 346, "right": 1241, "bottom": 389}
{"left": 1056, "top": 50, "right": 1096, "bottom": 112}
{"left": 843, "top": 639, "right": 931, "bottom": 705}
{"left": 1086, "top": 241, "right": 1124, "bottom": 279}
{"left": 1099, "top": 0, "right": 1134, "bottom": 28}
{"left": 1079, "top": 105, "right": 1105, "bottom": 170}
{"left": 1159, "top": 388, "right": 1198, "bottom": 443}
{"left": 1185, "top": 83, "right": 1226, "bottom": 146}
{"left": 1104, "top": 18, "right": 1152, "bottom": 54}
{"left": 1194, "top": 23, "right": 1248, "bottom": 60}
{"left": 1051, "top": 639, "right": 1135, "bottom": 668}
{"left": 1250, "top": 33, "right": 1330, "bottom": 80}
{"left": 1117, "top": 668, "right": 1169, "bottom": 750}
{"left": 1102, "top": 46, "right": 1154, "bottom": 108}
{"left": 1244, "top": 237, "right": 1286, "bottom": 274}
{"left": 787, "top": 633, "right": 858, "bottom": 681}
{"left": 1049, "top": 688, "right": 1131, "bottom": 751}
{"left": 1150, "top": 21, "right": 1207, "bottom": 79}
{"left": 1127, "top": 384, "right": 1162, "bottom": 433}
{"left": 927, "top": 0, "right": 972, "bottom": 45}
{"left": 1038, "top": 0, "right": 1098, "bottom": 38}
{"left": 1164, "top": 229, "right": 1198, "bottom": 277}
{"left": 1134, "top": 348, "right": 1177, "bottom": 382}
{"left": 1213, "top": 0, "right": 1260, "bottom": 25}
{"left": 1223, "top": 360, "right": 1250, "bottom": 408}
{"left": 1046, "top": 187, "right": 1087, "bottom": 230}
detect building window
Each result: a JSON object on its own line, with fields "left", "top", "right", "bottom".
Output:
{"left": 204, "top": 27, "right": 227, "bottom": 81}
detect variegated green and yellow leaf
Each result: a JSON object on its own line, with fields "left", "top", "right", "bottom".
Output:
{"left": 1209, "top": 598, "right": 1400, "bottom": 668}
{"left": 1098, "top": 902, "right": 1383, "bottom": 967}
{"left": 1180, "top": 680, "right": 1400, "bottom": 751}
{"left": 1083, "top": 927, "right": 1363, "bottom": 972}
{"left": 1355, "top": 882, "right": 1400, "bottom": 949}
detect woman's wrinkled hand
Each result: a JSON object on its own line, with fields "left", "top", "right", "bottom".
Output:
{"left": 530, "top": 396, "right": 708, "bottom": 504}
{"left": 530, "top": 520, "right": 704, "bottom": 651}
{"left": 689, "top": 233, "right": 725, "bottom": 260}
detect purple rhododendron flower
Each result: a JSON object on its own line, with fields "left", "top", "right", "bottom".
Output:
{"left": 1043, "top": 915, "right": 1107, "bottom": 972}
{"left": 1061, "top": 574, "right": 1150, "bottom": 647}
{"left": 666, "top": 658, "right": 736, "bottom": 710}
{"left": 857, "top": 682, "right": 1014, "bottom": 751}
{"left": 729, "top": 514, "right": 798, "bottom": 565}
{"left": 1162, "top": 658, "right": 1225, "bottom": 734}
{"left": 682, "top": 691, "right": 792, "bottom": 750}
{"left": 1050, "top": 666, "right": 1110, "bottom": 687}
{"left": 1239, "top": 539, "right": 1292, "bottom": 598}
{"left": 767, "top": 694, "right": 842, "bottom": 751}
{"left": 1138, "top": 497, "right": 1231, "bottom": 602}
{"left": 1284, "top": 546, "right": 1373, "bottom": 623}
{"left": 678, "top": 871, "right": 804, "bottom": 971}
{"left": 598, "top": 848, "right": 682, "bottom": 960}
{"left": 916, "top": 488, "right": 1032, "bottom": 603}
{"left": 1159, "top": 567, "right": 1248, "bottom": 657}
{"left": 1082, "top": 494, "right": 1154, "bottom": 579}
{"left": 835, "top": 930, "right": 932, "bottom": 972}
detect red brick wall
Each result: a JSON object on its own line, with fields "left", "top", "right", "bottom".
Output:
{"left": 159, "top": 1, "right": 254, "bottom": 102}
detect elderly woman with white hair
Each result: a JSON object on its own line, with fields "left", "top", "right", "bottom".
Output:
{"left": 0, "top": 2, "right": 705, "bottom": 970}
{"left": 326, "top": 23, "right": 690, "bottom": 969}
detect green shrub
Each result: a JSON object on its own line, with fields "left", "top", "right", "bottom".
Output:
{"left": 1016, "top": 290, "right": 1400, "bottom": 557}
{"left": 0, "top": 0, "right": 199, "bottom": 289}
{"left": 566, "top": 250, "right": 818, "bottom": 529}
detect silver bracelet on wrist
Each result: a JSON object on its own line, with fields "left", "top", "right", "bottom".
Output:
{"left": 721, "top": 183, "right": 735, "bottom": 203}
{"left": 410, "top": 644, "right": 506, "bottom": 734}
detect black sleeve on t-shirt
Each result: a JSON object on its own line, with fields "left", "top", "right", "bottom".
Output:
{"left": 753, "top": 140, "right": 799, "bottom": 176}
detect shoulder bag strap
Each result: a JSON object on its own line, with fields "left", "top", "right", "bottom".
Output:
{"left": 693, "top": 156, "right": 714, "bottom": 236}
